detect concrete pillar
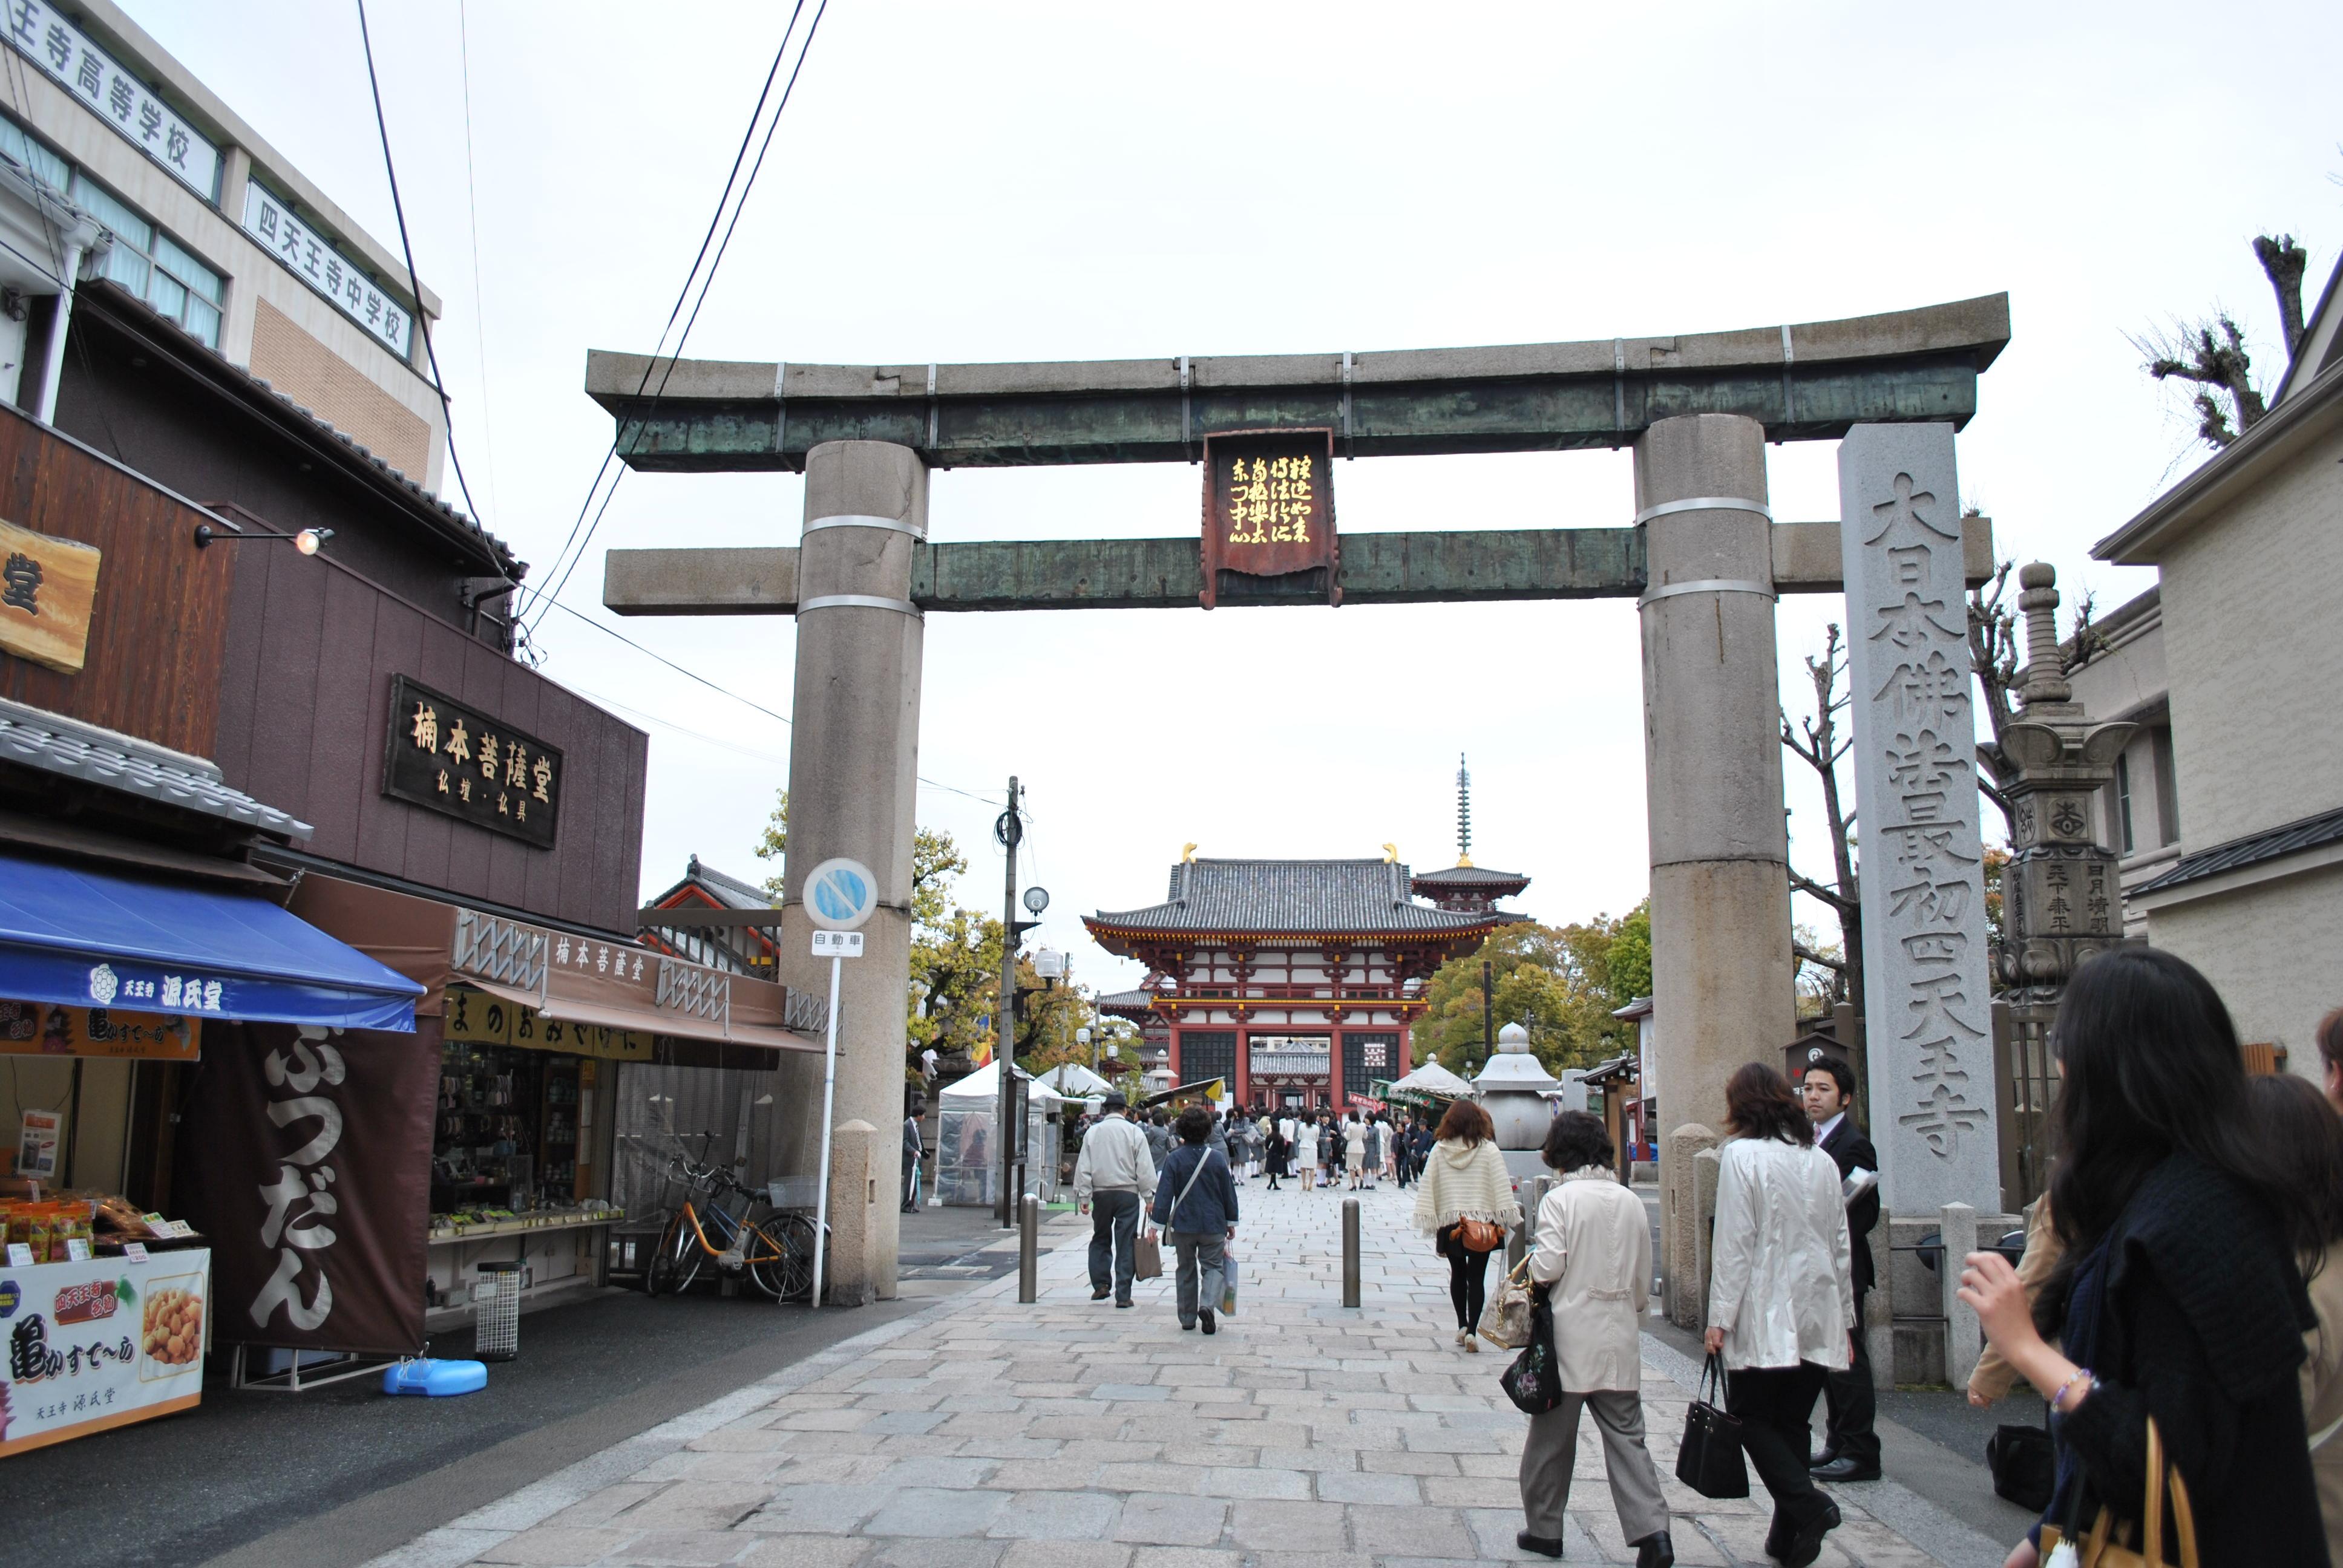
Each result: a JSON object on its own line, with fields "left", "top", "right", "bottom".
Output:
{"left": 825, "top": 1119, "right": 878, "bottom": 1306}
{"left": 1662, "top": 1122, "right": 1719, "bottom": 1328}
{"left": 1939, "top": 1200, "right": 1982, "bottom": 1389}
{"left": 1636, "top": 413, "right": 1799, "bottom": 1304}
{"left": 775, "top": 440, "right": 928, "bottom": 1301}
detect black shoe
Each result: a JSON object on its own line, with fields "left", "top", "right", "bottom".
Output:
{"left": 1181, "top": 1320, "right": 1196, "bottom": 1330}
{"left": 1199, "top": 1309, "right": 1215, "bottom": 1335}
{"left": 1810, "top": 1456, "right": 1881, "bottom": 1483}
{"left": 1631, "top": 1532, "right": 1674, "bottom": 1568}
{"left": 1805, "top": 1447, "right": 1838, "bottom": 1473}
{"left": 1781, "top": 1501, "right": 1840, "bottom": 1568}
{"left": 1515, "top": 1532, "right": 1564, "bottom": 1559}
{"left": 1091, "top": 1288, "right": 1110, "bottom": 1301}
{"left": 1115, "top": 1299, "right": 1133, "bottom": 1308}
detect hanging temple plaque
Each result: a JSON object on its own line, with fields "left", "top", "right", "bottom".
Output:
{"left": 1199, "top": 429, "right": 1340, "bottom": 609}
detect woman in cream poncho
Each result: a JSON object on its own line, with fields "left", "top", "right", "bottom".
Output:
{"left": 1411, "top": 1098, "right": 1521, "bottom": 1351}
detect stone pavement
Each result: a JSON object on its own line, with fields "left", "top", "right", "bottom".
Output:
{"left": 367, "top": 1171, "right": 2016, "bottom": 1568}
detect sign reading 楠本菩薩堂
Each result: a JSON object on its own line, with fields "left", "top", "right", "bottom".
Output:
{"left": 384, "top": 676, "right": 563, "bottom": 849}
{"left": 1199, "top": 430, "right": 1340, "bottom": 609}
{"left": 0, "top": 515, "right": 100, "bottom": 676}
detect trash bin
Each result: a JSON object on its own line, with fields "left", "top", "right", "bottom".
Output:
{"left": 474, "top": 1261, "right": 522, "bottom": 1362}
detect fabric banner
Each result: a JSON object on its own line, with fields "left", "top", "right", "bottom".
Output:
{"left": 175, "top": 1021, "right": 436, "bottom": 1356}
{"left": 0, "top": 1248, "right": 210, "bottom": 1457}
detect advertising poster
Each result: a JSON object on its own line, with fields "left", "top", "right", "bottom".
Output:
{"left": 0, "top": 1249, "right": 209, "bottom": 1455}
{"left": 16, "top": 1109, "right": 59, "bottom": 1179}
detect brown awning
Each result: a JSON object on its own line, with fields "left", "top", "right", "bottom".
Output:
{"left": 289, "top": 873, "right": 814, "bottom": 1057}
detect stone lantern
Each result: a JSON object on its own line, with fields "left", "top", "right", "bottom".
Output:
{"left": 1473, "top": 1022, "right": 1560, "bottom": 1150}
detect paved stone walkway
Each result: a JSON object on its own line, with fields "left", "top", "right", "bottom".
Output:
{"left": 370, "top": 1171, "right": 2013, "bottom": 1568}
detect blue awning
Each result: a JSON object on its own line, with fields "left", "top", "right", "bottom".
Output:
{"left": 0, "top": 854, "right": 424, "bottom": 1033}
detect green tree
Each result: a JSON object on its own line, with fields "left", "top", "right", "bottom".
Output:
{"left": 1417, "top": 910, "right": 1647, "bottom": 1080}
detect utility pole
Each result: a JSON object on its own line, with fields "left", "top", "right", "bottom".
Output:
{"left": 1481, "top": 959, "right": 1495, "bottom": 1065}
{"left": 995, "top": 776, "right": 1021, "bottom": 1226}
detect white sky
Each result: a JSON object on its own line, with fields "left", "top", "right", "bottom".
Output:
{"left": 126, "top": 1, "right": 2341, "bottom": 988}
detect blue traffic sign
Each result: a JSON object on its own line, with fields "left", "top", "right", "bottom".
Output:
{"left": 804, "top": 857, "right": 879, "bottom": 931}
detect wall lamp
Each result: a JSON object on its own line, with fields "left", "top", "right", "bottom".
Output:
{"left": 192, "top": 523, "right": 333, "bottom": 554}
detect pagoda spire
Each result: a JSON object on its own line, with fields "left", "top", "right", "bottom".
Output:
{"left": 1455, "top": 753, "right": 1474, "bottom": 867}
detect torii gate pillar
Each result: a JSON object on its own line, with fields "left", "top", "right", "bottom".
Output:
{"left": 1636, "top": 413, "right": 1800, "bottom": 1323}
{"left": 776, "top": 439, "right": 927, "bottom": 1302}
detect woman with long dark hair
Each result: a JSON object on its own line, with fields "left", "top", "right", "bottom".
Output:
{"left": 1702, "top": 1062, "right": 1852, "bottom": 1567}
{"left": 2247, "top": 1073, "right": 2343, "bottom": 1563}
{"left": 1411, "top": 1097, "right": 1520, "bottom": 1352}
{"left": 1958, "top": 947, "right": 2328, "bottom": 1568}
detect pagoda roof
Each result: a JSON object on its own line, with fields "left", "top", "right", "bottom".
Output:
{"left": 1086, "top": 857, "right": 1500, "bottom": 947}
{"left": 1411, "top": 863, "right": 1531, "bottom": 891}
{"left": 1096, "top": 988, "right": 1158, "bottom": 1018}
{"left": 645, "top": 854, "right": 776, "bottom": 912}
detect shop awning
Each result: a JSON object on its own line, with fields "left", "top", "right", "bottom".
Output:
{"left": 0, "top": 854, "right": 426, "bottom": 1031}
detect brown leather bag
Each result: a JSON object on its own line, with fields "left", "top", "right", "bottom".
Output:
{"left": 1455, "top": 1217, "right": 1505, "bottom": 1255}
{"left": 2037, "top": 1416, "right": 2199, "bottom": 1567}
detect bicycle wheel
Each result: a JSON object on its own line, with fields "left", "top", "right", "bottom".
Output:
{"left": 648, "top": 1209, "right": 705, "bottom": 1296}
{"left": 742, "top": 1217, "right": 791, "bottom": 1299}
{"left": 764, "top": 1213, "right": 822, "bottom": 1302}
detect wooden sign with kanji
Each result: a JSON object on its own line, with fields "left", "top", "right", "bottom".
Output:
{"left": 1199, "top": 428, "right": 1339, "bottom": 609}
{"left": 0, "top": 514, "right": 102, "bottom": 675}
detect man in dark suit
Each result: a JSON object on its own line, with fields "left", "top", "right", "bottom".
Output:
{"left": 1802, "top": 1056, "right": 1882, "bottom": 1482}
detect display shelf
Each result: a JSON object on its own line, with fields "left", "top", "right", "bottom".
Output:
{"left": 425, "top": 1213, "right": 622, "bottom": 1244}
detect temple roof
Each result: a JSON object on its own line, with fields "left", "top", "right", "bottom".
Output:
{"left": 1087, "top": 857, "right": 1499, "bottom": 941}
{"left": 1411, "top": 863, "right": 1531, "bottom": 890}
{"left": 645, "top": 854, "right": 776, "bottom": 912}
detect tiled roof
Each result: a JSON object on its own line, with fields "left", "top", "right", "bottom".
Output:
{"left": 79, "top": 280, "right": 518, "bottom": 575}
{"left": 1411, "top": 864, "right": 1530, "bottom": 887}
{"left": 0, "top": 697, "right": 309, "bottom": 838}
{"left": 2134, "top": 806, "right": 2343, "bottom": 897}
{"left": 1088, "top": 858, "right": 1498, "bottom": 936}
{"left": 685, "top": 855, "right": 779, "bottom": 910}
{"left": 1096, "top": 989, "right": 1156, "bottom": 1014}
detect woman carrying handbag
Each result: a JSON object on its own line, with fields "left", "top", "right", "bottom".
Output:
{"left": 1411, "top": 1099, "right": 1519, "bottom": 1352}
{"left": 1957, "top": 949, "right": 2330, "bottom": 1568}
{"left": 1513, "top": 1111, "right": 1673, "bottom": 1566}
{"left": 1703, "top": 1063, "right": 1853, "bottom": 1567}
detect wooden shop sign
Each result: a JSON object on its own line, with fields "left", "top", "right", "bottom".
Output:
{"left": 0, "top": 515, "right": 102, "bottom": 675}
{"left": 1199, "top": 428, "right": 1339, "bottom": 609}
{"left": 384, "top": 675, "right": 562, "bottom": 849}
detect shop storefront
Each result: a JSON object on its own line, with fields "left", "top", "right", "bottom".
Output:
{"left": 174, "top": 873, "right": 814, "bottom": 1386}
{"left": 0, "top": 849, "right": 425, "bottom": 1452}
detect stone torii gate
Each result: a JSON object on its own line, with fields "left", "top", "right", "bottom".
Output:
{"left": 589, "top": 294, "right": 2009, "bottom": 1304}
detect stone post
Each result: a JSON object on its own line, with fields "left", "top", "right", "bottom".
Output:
{"left": 825, "top": 1119, "right": 877, "bottom": 1305}
{"left": 1837, "top": 424, "right": 2000, "bottom": 1217}
{"left": 1939, "top": 1200, "right": 1982, "bottom": 1388}
{"left": 1636, "top": 413, "right": 1797, "bottom": 1307}
{"left": 1662, "top": 1122, "right": 1719, "bottom": 1328}
{"left": 1691, "top": 1144, "right": 1723, "bottom": 1329}
{"left": 775, "top": 440, "right": 928, "bottom": 1301}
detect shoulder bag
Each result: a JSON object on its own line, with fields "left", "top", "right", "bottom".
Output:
{"left": 1455, "top": 1217, "right": 1506, "bottom": 1254}
{"left": 1985, "top": 1402, "right": 2057, "bottom": 1513}
{"left": 1498, "top": 1293, "right": 1565, "bottom": 1415}
{"left": 1478, "top": 1255, "right": 1536, "bottom": 1349}
{"left": 2038, "top": 1416, "right": 2198, "bottom": 1568}
{"left": 1673, "top": 1351, "right": 1749, "bottom": 1498}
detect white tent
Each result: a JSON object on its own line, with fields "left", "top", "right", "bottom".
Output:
{"left": 1035, "top": 1062, "right": 1114, "bottom": 1097}
{"left": 935, "top": 1060, "right": 1067, "bottom": 1207}
{"left": 1388, "top": 1056, "right": 1476, "bottom": 1099}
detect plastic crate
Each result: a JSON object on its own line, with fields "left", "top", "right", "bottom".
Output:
{"left": 473, "top": 1261, "right": 522, "bottom": 1362}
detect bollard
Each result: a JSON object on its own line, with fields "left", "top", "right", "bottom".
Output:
{"left": 1342, "top": 1198, "right": 1361, "bottom": 1308}
{"left": 1512, "top": 1175, "right": 1551, "bottom": 1272}
{"left": 1018, "top": 1194, "right": 1038, "bottom": 1304}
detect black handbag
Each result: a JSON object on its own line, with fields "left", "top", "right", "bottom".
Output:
{"left": 1673, "top": 1351, "right": 1749, "bottom": 1499}
{"left": 1985, "top": 1409, "right": 2057, "bottom": 1512}
{"left": 1498, "top": 1295, "right": 1566, "bottom": 1415}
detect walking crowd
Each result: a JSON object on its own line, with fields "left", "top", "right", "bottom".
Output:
{"left": 1064, "top": 946, "right": 2341, "bottom": 1567}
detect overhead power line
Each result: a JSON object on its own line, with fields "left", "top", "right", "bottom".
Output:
{"left": 522, "top": 0, "right": 827, "bottom": 630}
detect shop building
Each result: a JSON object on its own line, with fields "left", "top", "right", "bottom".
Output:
{"left": 1084, "top": 854, "right": 1499, "bottom": 1112}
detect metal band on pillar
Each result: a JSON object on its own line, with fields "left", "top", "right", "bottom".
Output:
{"left": 1780, "top": 325, "right": 1796, "bottom": 426}
{"left": 805, "top": 514, "right": 925, "bottom": 540}
{"left": 798, "top": 593, "right": 923, "bottom": 618}
{"left": 1632, "top": 497, "right": 1775, "bottom": 526}
{"left": 1636, "top": 578, "right": 1777, "bottom": 609}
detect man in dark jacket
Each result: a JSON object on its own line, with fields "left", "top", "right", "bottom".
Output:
{"left": 1150, "top": 1105, "right": 1239, "bottom": 1333}
{"left": 1803, "top": 1056, "right": 1882, "bottom": 1482}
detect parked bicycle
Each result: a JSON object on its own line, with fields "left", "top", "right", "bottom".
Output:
{"left": 648, "top": 1133, "right": 827, "bottom": 1302}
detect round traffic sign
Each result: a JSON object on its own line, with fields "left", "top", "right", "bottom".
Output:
{"left": 804, "top": 857, "right": 879, "bottom": 931}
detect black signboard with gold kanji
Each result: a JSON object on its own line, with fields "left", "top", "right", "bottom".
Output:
{"left": 384, "top": 675, "right": 562, "bottom": 848}
{"left": 1199, "top": 428, "right": 1339, "bottom": 609}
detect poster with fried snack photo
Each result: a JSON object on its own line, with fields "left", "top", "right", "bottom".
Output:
{"left": 136, "top": 1270, "right": 205, "bottom": 1382}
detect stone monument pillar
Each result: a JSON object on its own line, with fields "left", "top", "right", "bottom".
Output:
{"left": 1837, "top": 423, "right": 2000, "bottom": 1215}
{"left": 1993, "top": 563, "right": 2135, "bottom": 1201}
{"left": 775, "top": 439, "right": 928, "bottom": 1301}
{"left": 1634, "top": 412, "right": 1798, "bottom": 1304}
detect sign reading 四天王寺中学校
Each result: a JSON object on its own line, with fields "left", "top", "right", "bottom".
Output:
{"left": 240, "top": 183, "right": 414, "bottom": 358}
{"left": 384, "top": 676, "right": 562, "bottom": 849}
{"left": 1199, "top": 430, "right": 1339, "bottom": 609}
{"left": 0, "top": 515, "right": 100, "bottom": 675}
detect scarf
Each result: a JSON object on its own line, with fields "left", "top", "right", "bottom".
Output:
{"left": 1411, "top": 1137, "right": 1520, "bottom": 1236}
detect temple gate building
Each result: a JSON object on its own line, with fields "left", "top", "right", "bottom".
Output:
{"left": 1085, "top": 852, "right": 1511, "bottom": 1112}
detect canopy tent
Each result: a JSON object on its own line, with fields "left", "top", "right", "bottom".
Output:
{"left": 936, "top": 1059, "right": 1066, "bottom": 1206}
{"left": 0, "top": 852, "right": 425, "bottom": 1032}
{"left": 941, "top": 1058, "right": 1071, "bottom": 1104}
{"left": 1387, "top": 1056, "right": 1476, "bottom": 1099}
{"left": 1035, "top": 1062, "right": 1114, "bottom": 1097}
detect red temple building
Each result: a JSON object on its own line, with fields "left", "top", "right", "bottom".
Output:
{"left": 1085, "top": 850, "right": 1510, "bottom": 1112}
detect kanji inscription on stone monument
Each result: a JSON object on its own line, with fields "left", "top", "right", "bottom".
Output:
{"left": 1838, "top": 422, "right": 2000, "bottom": 1214}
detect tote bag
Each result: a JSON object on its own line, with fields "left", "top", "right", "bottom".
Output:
{"left": 1673, "top": 1352, "right": 1749, "bottom": 1499}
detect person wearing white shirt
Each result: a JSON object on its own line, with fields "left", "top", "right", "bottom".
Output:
{"left": 1072, "top": 1093, "right": 1159, "bottom": 1307}
{"left": 1703, "top": 1063, "right": 1855, "bottom": 1568}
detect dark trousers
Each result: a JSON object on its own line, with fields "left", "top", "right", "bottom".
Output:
{"left": 1726, "top": 1362, "right": 1832, "bottom": 1532}
{"left": 1820, "top": 1295, "right": 1879, "bottom": 1465}
{"left": 1087, "top": 1189, "right": 1141, "bottom": 1302}
{"left": 1442, "top": 1228, "right": 1491, "bottom": 1330}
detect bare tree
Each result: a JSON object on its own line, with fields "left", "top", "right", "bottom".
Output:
{"left": 2134, "top": 232, "right": 2312, "bottom": 450}
{"left": 1781, "top": 622, "right": 1864, "bottom": 1026}
{"left": 2256, "top": 234, "right": 2310, "bottom": 356}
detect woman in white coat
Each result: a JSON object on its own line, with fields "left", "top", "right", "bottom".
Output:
{"left": 1517, "top": 1111, "right": 1673, "bottom": 1568}
{"left": 1702, "top": 1062, "right": 1853, "bottom": 1568}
